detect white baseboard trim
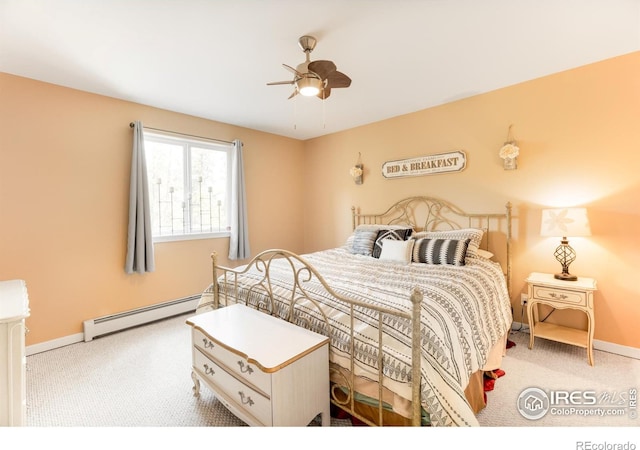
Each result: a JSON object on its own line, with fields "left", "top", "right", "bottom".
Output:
{"left": 593, "top": 339, "right": 640, "bottom": 360}
{"left": 27, "top": 297, "right": 199, "bottom": 356}
{"left": 26, "top": 333, "right": 84, "bottom": 356}
{"left": 510, "top": 321, "right": 640, "bottom": 360}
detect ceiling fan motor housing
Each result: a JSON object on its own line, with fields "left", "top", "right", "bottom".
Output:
{"left": 298, "top": 35, "right": 317, "bottom": 53}
{"left": 296, "top": 35, "right": 316, "bottom": 74}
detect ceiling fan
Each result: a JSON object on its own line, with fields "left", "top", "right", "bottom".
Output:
{"left": 267, "top": 35, "right": 352, "bottom": 100}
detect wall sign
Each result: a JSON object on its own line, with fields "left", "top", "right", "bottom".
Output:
{"left": 382, "top": 151, "right": 466, "bottom": 178}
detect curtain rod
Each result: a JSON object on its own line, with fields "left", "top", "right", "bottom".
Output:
{"left": 129, "top": 122, "right": 233, "bottom": 145}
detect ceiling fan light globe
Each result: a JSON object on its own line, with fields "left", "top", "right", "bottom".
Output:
{"left": 299, "top": 86, "right": 320, "bottom": 96}
{"left": 297, "top": 77, "right": 322, "bottom": 96}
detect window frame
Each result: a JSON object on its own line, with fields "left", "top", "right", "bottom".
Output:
{"left": 143, "top": 130, "right": 233, "bottom": 243}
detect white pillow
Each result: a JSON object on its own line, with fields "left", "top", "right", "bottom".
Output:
{"left": 379, "top": 239, "right": 415, "bottom": 263}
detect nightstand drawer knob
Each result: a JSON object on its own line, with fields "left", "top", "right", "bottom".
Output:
{"left": 202, "top": 338, "right": 215, "bottom": 350}
{"left": 549, "top": 292, "right": 568, "bottom": 300}
{"left": 238, "top": 360, "right": 254, "bottom": 375}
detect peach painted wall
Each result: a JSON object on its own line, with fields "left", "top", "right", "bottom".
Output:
{"left": 0, "top": 73, "right": 305, "bottom": 346}
{"left": 303, "top": 52, "right": 640, "bottom": 350}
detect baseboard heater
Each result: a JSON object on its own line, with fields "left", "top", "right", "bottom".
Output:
{"left": 83, "top": 294, "right": 200, "bottom": 342}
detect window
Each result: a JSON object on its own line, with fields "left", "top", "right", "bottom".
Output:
{"left": 143, "top": 131, "right": 232, "bottom": 241}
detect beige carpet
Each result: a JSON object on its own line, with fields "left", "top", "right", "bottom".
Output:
{"left": 478, "top": 329, "right": 640, "bottom": 427}
{"left": 25, "top": 312, "right": 349, "bottom": 427}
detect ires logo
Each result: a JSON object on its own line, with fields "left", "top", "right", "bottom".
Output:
{"left": 517, "top": 387, "right": 636, "bottom": 421}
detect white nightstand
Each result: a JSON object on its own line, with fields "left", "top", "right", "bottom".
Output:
{"left": 525, "top": 272, "right": 597, "bottom": 365}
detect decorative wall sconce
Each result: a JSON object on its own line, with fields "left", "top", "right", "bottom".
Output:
{"left": 499, "top": 124, "right": 519, "bottom": 170}
{"left": 350, "top": 152, "right": 363, "bottom": 185}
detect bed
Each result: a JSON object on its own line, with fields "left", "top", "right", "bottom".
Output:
{"left": 195, "top": 196, "right": 513, "bottom": 426}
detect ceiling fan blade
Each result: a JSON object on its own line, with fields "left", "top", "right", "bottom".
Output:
{"left": 287, "top": 89, "right": 298, "bottom": 100}
{"left": 283, "top": 64, "right": 302, "bottom": 76}
{"left": 325, "top": 71, "right": 352, "bottom": 89}
{"left": 318, "top": 87, "right": 331, "bottom": 99}
{"left": 267, "top": 80, "right": 294, "bottom": 86}
{"left": 307, "top": 60, "right": 337, "bottom": 80}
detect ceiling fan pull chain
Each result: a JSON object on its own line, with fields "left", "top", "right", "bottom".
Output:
{"left": 322, "top": 95, "right": 326, "bottom": 129}
{"left": 293, "top": 94, "right": 297, "bottom": 130}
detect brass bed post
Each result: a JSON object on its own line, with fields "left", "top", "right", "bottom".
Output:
{"left": 410, "top": 287, "right": 423, "bottom": 426}
{"left": 351, "top": 206, "right": 357, "bottom": 231}
{"left": 211, "top": 252, "right": 219, "bottom": 310}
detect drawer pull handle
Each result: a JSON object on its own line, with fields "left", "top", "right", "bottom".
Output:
{"left": 238, "top": 391, "right": 254, "bottom": 407}
{"left": 549, "top": 293, "right": 568, "bottom": 300}
{"left": 202, "top": 338, "right": 215, "bottom": 350}
{"left": 203, "top": 364, "right": 215, "bottom": 376}
{"left": 238, "top": 361, "right": 254, "bottom": 375}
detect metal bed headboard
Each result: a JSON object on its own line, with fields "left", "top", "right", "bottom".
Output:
{"left": 351, "top": 196, "right": 513, "bottom": 298}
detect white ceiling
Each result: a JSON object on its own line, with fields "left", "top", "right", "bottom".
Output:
{"left": 1, "top": 0, "right": 639, "bottom": 140}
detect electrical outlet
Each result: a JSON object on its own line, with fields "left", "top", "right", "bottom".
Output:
{"left": 520, "top": 293, "right": 529, "bottom": 305}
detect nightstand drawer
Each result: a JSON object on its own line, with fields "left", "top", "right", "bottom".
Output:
{"left": 532, "top": 285, "right": 586, "bottom": 307}
{"left": 193, "top": 348, "right": 272, "bottom": 425}
{"left": 193, "top": 329, "right": 271, "bottom": 395}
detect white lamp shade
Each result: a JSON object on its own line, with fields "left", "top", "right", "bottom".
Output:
{"left": 540, "top": 208, "right": 591, "bottom": 238}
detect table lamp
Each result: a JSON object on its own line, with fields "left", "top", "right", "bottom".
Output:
{"left": 540, "top": 208, "right": 591, "bottom": 281}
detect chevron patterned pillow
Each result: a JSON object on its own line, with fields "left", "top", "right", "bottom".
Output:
{"left": 371, "top": 228, "right": 414, "bottom": 258}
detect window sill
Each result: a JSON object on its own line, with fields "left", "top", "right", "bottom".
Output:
{"left": 153, "top": 232, "right": 230, "bottom": 243}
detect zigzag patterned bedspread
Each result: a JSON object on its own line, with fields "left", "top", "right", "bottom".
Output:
{"left": 198, "top": 246, "right": 513, "bottom": 426}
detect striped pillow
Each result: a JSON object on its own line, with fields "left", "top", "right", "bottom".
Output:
{"left": 351, "top": 229, "right": 379, "bottom": 256}
{"left": 411, "top": 228, "right": 484, "bottom": 258}
{"left": 412, "top": 238, "right": 471, "bottom": 266}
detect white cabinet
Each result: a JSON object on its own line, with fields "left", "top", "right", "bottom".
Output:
{"left": 186, "top": 304, "right": 330, "bottom": 426}
{"left": 0, "top": 280, "right": 30, "bottom": 426}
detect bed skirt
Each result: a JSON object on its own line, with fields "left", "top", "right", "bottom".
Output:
{"left": 328, "top": 332, "right": 507, "bottom": 426}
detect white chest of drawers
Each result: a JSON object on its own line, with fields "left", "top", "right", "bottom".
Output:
{"left": 186, "top": 304, "right": 330, "bottom": 426}
{"left": 0, "top": 280, "right": 30, "bottom": 426}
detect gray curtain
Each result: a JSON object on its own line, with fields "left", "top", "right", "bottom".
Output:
{"left": 228, "top": 139, "right": 250, "bottom": 260}
{"left": 125, "top": 121, "right": 155, "bottom": 273}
